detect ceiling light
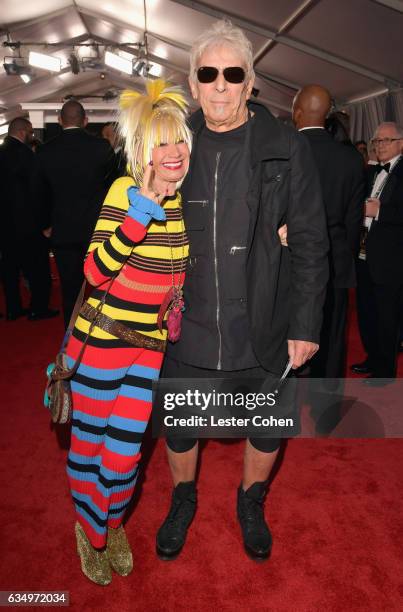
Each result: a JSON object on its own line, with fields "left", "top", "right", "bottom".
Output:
{"left": 29, "top": 51, "right": 61, "bottom": 72}
{"left": 104, "top": 50, "right": 132, "bottom": 75}
{"left": 147, "top": 63, "right": 162, "bottom": 77}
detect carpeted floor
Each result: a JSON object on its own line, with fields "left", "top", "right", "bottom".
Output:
{"left": 0, "top": 284, "right": 402, "bottom": 611}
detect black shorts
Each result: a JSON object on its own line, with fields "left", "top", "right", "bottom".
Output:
{"left": 159, "top": 356, "right": 298, "bottom": 453}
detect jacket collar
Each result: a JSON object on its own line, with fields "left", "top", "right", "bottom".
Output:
{"left": 189, "top": 101, "right": 291, "bottom": 164}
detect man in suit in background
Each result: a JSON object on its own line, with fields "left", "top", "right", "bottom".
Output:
{"left": 352, "top": 122, "right": 403, "bottom": 383}
{"left": 33, "top": 101, "right": 118, "bottom": 326}
{"left": 292, "top": 85, "right": 365, "bottom": 378}
{"left": 101, "top": 122, "right": 127, "bottom": 177}
{"left": 0, "top": 117, "right": 57, "bottom": 321}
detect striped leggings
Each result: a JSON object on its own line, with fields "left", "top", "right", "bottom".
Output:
{"left": 65, "top": 336, "right": 164, "bottom": 549}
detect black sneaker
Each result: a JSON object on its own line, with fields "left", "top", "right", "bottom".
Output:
{"left": 237, "top": 482, "right": 272, "bottom": 561}
{"left": 156, "top": 481, "right": 197, "bottom": 560}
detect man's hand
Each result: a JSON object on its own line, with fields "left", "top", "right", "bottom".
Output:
{"left": 365, "top": 198, "right": 380, "bottom": 218}
{"left": 287, "top": 339, "right": 319, "bottom": 369}
{"left": 278, "top": 224, "right": 288, "bottom": 246}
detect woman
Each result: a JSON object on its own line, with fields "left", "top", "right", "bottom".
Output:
{"left": 65, "top": 80, "right": 191, "bottom": 585}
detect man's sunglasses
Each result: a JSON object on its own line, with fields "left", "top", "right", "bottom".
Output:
{"left": 197, "top": 66, "right": 246, "bottom": 84}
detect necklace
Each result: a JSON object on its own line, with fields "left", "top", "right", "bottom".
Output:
{"left": 157, "top": 208, "right": 187, "bottom": 342}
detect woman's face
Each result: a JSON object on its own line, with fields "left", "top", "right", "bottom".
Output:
{"left": 151, "top": 141, "right": 190, "bottom": 183}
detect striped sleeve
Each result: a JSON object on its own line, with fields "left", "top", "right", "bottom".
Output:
{"left": 84, "top": 177, "right": 147, "bottom": 286}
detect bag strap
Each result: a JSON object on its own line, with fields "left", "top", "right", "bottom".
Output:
{"left": 52, "top": 276, "right": 115, "bottom": 381}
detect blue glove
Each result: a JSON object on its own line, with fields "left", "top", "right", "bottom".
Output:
{"left": 127, "top": 186, "right": 166, "bottom": 227}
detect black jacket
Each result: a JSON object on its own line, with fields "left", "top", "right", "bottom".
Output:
{"left": 0, "top": 136, "right": 37, "bottom": 243}
{"left": 301, "top": 129, "right": 365, "bottom": 288}
{"left": 366, "top": 156, "right": 403, "bottom": 284}
{"left": 32, "top": 128, "right": 118, "bottom": 247}
{"left": 178, "top": 103, "right": 329, "bottom": 374}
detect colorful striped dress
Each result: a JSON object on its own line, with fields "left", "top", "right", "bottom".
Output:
{"left": 65, "top": 176, "right": 188, "bottom": 548}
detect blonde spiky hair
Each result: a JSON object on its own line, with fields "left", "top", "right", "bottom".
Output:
{"left": 118, "top": 78, "right": 192, "bottom": 186}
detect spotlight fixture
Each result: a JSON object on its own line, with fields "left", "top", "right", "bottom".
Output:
{"left": 3, "top": 56, "right": 33, "bottom": 77}
{"left": 104, "top": 50, "right": 133, "bottom": 75}
{"left": 68, "top": 53, "right": 80, "bottom": 75}
{"left": 29, "top": 51, "right": 61, "bottom": 72}
{"left": 82, "top": 57, "right": 104, "bottom": 71}
{"left": 132, "top": 60, "right": 161, "bottom": 78}
{"left": 133, "top": 59, "right": 146, "bottom": 76}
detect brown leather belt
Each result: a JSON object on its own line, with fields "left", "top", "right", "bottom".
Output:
{"left": 80, "top": 302, "right": 166, "bottom": 353}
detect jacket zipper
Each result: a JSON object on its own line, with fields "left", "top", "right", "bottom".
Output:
{"left": 229, "top": 246, "right": 247, "bottom": 255}
{"left": 213, "top": 152, "right": 222, "bottom": 370}
{"left": 188, "top": 200, "right": 208, "bottom": 206}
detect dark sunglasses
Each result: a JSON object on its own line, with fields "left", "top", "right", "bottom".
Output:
{"left": 197, "top": 66, "right": 246, "bottom": 84}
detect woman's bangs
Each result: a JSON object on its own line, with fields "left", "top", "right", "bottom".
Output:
{"left": 150, "top": 113, "right": 189, "bottom": 148}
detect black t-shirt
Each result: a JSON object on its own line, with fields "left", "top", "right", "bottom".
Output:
{"left": 167, "top": 118, "right": 259, "bottom": 370}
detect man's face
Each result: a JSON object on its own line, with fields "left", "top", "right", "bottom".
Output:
{"left": 189, "top": 44, "right": 254, "bottom": 132}
{"left": 21, "top": 123, "right": 35, "bottom": 146}
{"left": 373, "top": 125, "right": 402, "bottom": 163}
{"left": 356, "top": 143, "right": 367, "bottom": 156}
{"left": 102, "top": 124, "right": 117, "bottom": 148}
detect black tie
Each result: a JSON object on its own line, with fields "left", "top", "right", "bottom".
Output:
{"left": 374, "top": 162, "right": 390, "bottom": 174}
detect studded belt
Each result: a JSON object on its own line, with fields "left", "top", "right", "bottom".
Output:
{"left": 80, "top": 302, "right": 166, "bottom": 353}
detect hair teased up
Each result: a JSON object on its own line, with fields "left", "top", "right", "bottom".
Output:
{"left": 118, "top": 79, "right": 192, "bottom": 186}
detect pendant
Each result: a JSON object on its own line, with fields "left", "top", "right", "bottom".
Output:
{"left": 167, "top": 296, "right": 184, "bottom": 342}
{"left": 157, "top": 287, "right": 184, "bottom": 341}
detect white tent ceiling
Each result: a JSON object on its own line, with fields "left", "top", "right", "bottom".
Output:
{"left": 0, "top": 0, "right": 402, "bottom": 126}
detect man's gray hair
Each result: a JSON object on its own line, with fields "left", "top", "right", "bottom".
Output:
{"left": 189, "top": 19, "right": 255, "bottom": 83}
{"left": 374, "top": 121, "right": 403, "bottom": 138}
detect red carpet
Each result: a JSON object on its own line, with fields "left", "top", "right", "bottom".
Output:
{"left": 0, "top": 285, "right": 402, "bottom": 611}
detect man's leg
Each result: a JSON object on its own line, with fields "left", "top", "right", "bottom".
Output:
{"left": 311, "top": 286, "right": 348, "bottom": 378}
{"left": 156, "top": 437, "right": 198, "bottom": 560}
{"left": 354, "top": 259, "right": 378, "bottom": 371}
{"left": 237, "top": 438, "right": 280, "bottom": 561}
{"left": 22, "top": 234, "right": 56, "bottom": 318}
{"left": 53, "top": 244, "right": 86, "bottom": 327}
{"left": 167, "top": 442, "right": 199, "bottom": 486}
{"left": 2, "top": 242, "right": 24, "bottom": 318}
{"left": 242, "top": 439, "right": 279, "bottom": 490}
{"left": 372, "top": 282, "right": 403, "bottom": 377}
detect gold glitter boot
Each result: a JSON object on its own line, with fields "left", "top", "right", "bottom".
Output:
{"left": 106, "top": 525, "right": 133, "bottom": 576}
{"left": 75, "top": 522, "right": 112, "bottom": 586}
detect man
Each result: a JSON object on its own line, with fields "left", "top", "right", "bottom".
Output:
{"left": 33, "top": 101, "right": 118, "bottom": 325}
{"left": 101, "top": 122, "right": 127, "bottom": 178}
{"left": 292, "top": 85, "right": 365, "bottom": 378}
{"left": 352, "top": 122, "right": 403, "bottom": 382}
{"left": 156, "top": 21, "right": 328, "bottom": 562}
{"left": 0, "top": 117, "right": 57, "bottom": 320}
{"left": 355, "top": 140, "right": 369, "bottom": 165}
